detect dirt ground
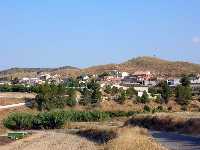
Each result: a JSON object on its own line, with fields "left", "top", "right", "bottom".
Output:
{"left": 0, "top": 92, "right": 36, "bottom": 99}
{"left": 0, "top": 131, "right": 98, "bottom": 150}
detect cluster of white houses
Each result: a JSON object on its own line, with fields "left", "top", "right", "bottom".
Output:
{"left": 19, "top": 73, "right": 63, "bottom": 85}
{"left": 1, "top": 70, "right": 200, "bottom": 97}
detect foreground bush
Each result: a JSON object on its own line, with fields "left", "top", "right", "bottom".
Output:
{"left": 3, "top": 113, "right": 34, "bottom": 130}
{"left": 3, "top": 110, "right": 110, "bottom": 130}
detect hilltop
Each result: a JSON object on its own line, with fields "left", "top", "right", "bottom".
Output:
{"left": 0, "top": 66, "right": 80, "bottom": 80}
{"left": 83, "top": 56, "right": 200, "bottom": 77}
{"left": 1, "top": 56, "right": 200, "bottom": 79}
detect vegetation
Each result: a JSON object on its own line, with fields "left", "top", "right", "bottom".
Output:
{"left": 117, "top": 90, "right": 127, "bottom": 104}
{"left": 3, "top": 110, "right": 110, "bottom": 130}
{"left": 175, "top": 85, "right": 192, "bottom": 105}
{"left": 175, "top": 75, "right": 192, "bottom": 105}
{"left": 35, "top": 84, "right": 66, "bottom": 111}
{"left": 159, "top": 81, "right": 171, "bottom": 103}
{"left": 126, "top": 115, "right": 200, "bottom": 135}
{"left": 137, "top": 91, "right": 149, "bottom": 103}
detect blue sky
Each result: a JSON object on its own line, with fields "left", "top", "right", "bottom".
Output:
{"left": 0, "top": 0, "right": 200, "bottom": 70}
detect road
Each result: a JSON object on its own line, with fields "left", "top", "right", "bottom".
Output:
{"left": 150, "top": 131, "right": 200, "bottom": 150}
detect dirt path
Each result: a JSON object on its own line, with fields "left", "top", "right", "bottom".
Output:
{"left": 0, "top": 131, "right": 98, "bottom": 150}
{"left": 150, "top": 131, "right": 200, "bottom": 150}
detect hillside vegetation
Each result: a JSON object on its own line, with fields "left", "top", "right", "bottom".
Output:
{"left": 1, "top": 56, "right": 200, "bottom": 79}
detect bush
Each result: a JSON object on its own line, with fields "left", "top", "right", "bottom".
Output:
{"left": 143, "top": 105, "right": 151, "bottom": 112}
{"left": 152, "top": 106, "right": 164, "bottom": 113}
{"left": 33, "top": 111, "right": 65, "bottom": 129}
{"left": 3, "top": 113, "right": 34, "bottom": 130}
{"left": 140, "top": 91, "right": 149, "bottom": 103}
{"left": 66, "top": 98, "right": 77, "bottom": 107}
{"left": 106, "top": 111, "right": 137, "bottom": 117}
{"left": 3, "top": 110, "right": 110, "bottom": 130}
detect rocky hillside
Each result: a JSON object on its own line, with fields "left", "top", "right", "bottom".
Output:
{"left": 83, "top": 57, "right": 200, "bottom": 77}
{"left": 1, "top": 56, "right": 200, "bottom": 79}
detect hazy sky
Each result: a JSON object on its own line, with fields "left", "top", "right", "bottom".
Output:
{"left": 0, "top": 0, "right": 200, "bottom": 70}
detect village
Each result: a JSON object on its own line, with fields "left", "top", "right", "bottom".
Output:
{"left": 1, "top": 70, "right": 200, "bottom": 100}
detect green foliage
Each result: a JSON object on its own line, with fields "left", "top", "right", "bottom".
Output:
{"left": 175, "top": 85, "right": 192, "bottom": 105}
{"left": 104, "top": 85, "right": 112, "bottom": 94}
{"left": 106, "top": 111, "right": 137, "bottom": 117}
{"left": 3, "top": 110, "right": 110, "bottom": 130}
{"left": 180, "top": 75, "right": 191, "bottom": 87}
{"left": 35, "top": 83, "right": 67, "bottom": 111}
{"left": 140, "top": 91, "right": 149, "bottom": 103}
{"left": 87, "top": 79, "right": 102, "bottom": 104}
{"left": 126, "top": 87, "right": 137, "bottom": 99}
{"left": 3, "top": 113, "right": 34, "bottom": 130}
{"left": 80, "top": 88, "right": 92, "bottom": 105}
{"left": 111, "top": 86, "right": 119, "bottom": 96}
{"left": 0, "top": 84, "right": 31, "bottom": 92}
{"left": 118, "top": 90, "right": 127, "bottom": 104}
{"left": 66, "top": 98, "right": 77, "bottom": 107}
{"left": 152, "top": 106, "right": 164, "bottom": 113}
{"left": 143, "top": 105, "right": 151, "bottom": 112}
{"left": 32, "top": 111, "right": 65, "bottom": 129}
{"left": 159, "top": 81, "right": 172, "bottom": 103}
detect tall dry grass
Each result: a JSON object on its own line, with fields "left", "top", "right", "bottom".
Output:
{"left": 105, "top": 127, "right": 167, "bottom": 150}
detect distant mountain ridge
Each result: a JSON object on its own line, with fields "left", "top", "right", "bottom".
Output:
{"left": 1, "top": 56, "right": 200, "bottom": 79}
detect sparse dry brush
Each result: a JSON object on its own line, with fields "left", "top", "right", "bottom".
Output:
{"left": 104, "top": 127, "right": 167, "bottom": 150}
{"left": 126, "top": 114, "right": 200, "bottom": 135}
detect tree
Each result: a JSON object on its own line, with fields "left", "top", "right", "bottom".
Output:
{"left": 80, "top": 88, "right": 92, "bottom": 105}
{"left": 104, "top": 85, "right": 112, "bottom": 94}
{"left": 111, "top": 86, "right": 119, "bottom": 96}
{"left": 87, "top": 79, "right": 102, "bottom": 104}
{"left": 118, "top": 90, "right": 127, "bottom": 104}
{"left": 180, "top": 75, "right": 190, "bottom": 87}
{"left": 126, "top": 87, "right": 137, "bottom": 99}
{"left": 159, "top": 81, "right": 171, "bottom": 103}
{"left": 35, "top": 83, "right": 66, "bottom": 111}
{"left": 175, "top": 85, "right": 192, "bottom": 105}
{"left": 140, "top": 91, "right": 149, "bottom": 103}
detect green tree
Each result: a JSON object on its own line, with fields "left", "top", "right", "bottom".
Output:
{"left": 140, "top": 91, "right": 149, "bottom": 103}
{"left": 35, "top": 83, "right": 66, "bottom": 111}
{"left": 118, "top": 90, "right": 127, "bottom": 104}
{"left": 159, "top": 81, "right": 172, "bottom": 103}
{"left": 175, "top": 85, "right": 192, "bottom": 105}
{"left": 180, "top": 75, "right": 191, "bottom": 87}
{"left": 104, "top": 85, "right": 112, "bottom": 94}
{"left": 126, "top": 87, "right": 137, "bottom": 99}
{"left": 80, "top": 88, "right": 92, "bottom": 105}
{"left": 111, "top": 86, "right": 119, "bottom": 96}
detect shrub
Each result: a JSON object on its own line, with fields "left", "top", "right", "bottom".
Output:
{"left": 3, "top": 110, "right": 110, "bottom": 130}
{"left": 143, "top": 105, "right": 151, "bottom": 112}
{"left": 33, "top": 111, "right": 65, "bottom": 129}
{"left": 152, "top": 106, "right": 164, "bottom": 113}
{"left": 140, "top": 91, "right": 149, "bottom": 103}
{"left": 3, "top": 113, "right": 34, "bottom": 130}
{"left": 66, "top": 98, "right": 77, "bottom": 107}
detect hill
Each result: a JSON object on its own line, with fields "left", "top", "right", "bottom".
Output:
{"left": 0, "top": 66, "right": 80, "bottom": 80}
{"left": 83, "top": 56, "right": 200, "bottom": 77}
{"left": 1, "top": 56, "right": 200, "bottom": 79}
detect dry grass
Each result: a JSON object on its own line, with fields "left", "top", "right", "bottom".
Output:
{"left": 0, "top": 98, "right": 25, "bottom": 106}
{"left": 105, "top": 127, "right": 167, "bottom": 150}
{"left": 126, "top": 114, "right": 200, "bottom": 135}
